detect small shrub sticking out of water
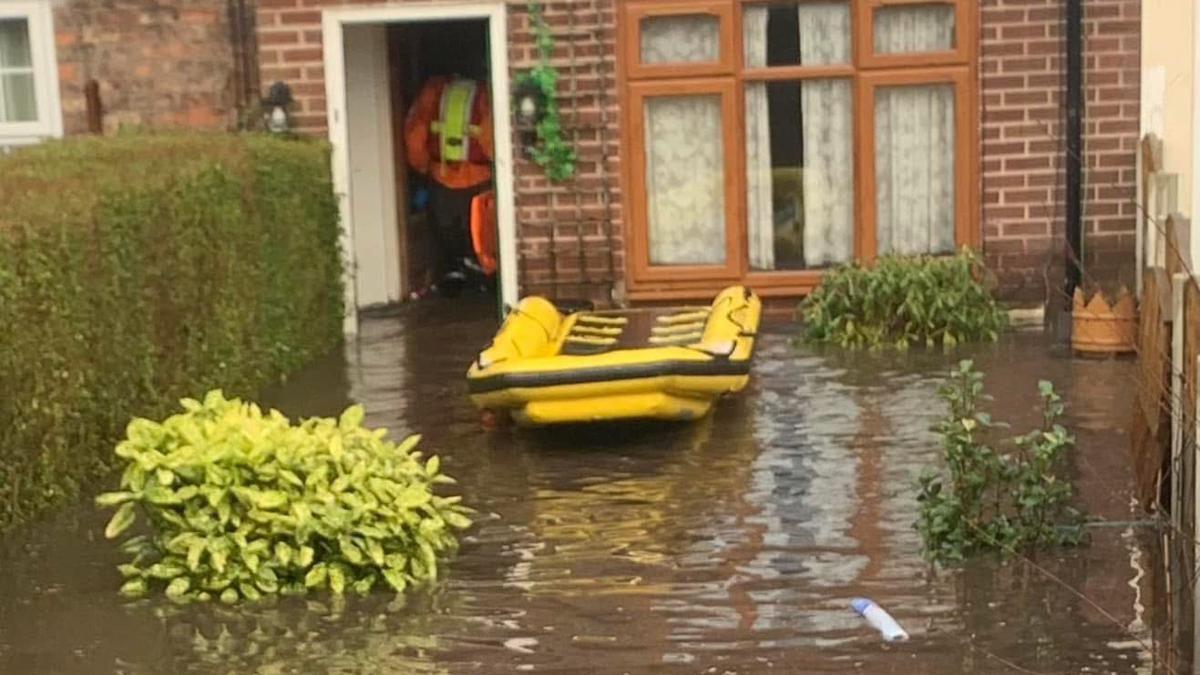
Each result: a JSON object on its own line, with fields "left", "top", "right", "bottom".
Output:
{"left": 96, "top": 391, "right": 472, "bottom": 602}
{"left": 798, "top": 250, "right": 1008, "bottom": 349}
{"left": 916, "top": 361, "right": 1084, "bottom": 564}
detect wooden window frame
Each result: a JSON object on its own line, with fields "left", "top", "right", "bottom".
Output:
{"left": 626, "top": 78, "right": 745, "bottom": 284}
{"left": 856, "top": 66, "right": 979, "bottom": 262}
{"left": 624, "top": 1, "right": 736, "bottom": 81}
{"left": 857, "top": 0, "right": 975, "bottom": 70}
{"left": 618, "top": 0, "right": 978, "bottom": 301}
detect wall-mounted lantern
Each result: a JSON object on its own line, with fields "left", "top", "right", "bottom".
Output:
{"left": 512, "top": 79, "right": 546, "bottom": 155}
{"left": 262, "top": 81, "right": 294, "bottom": 135}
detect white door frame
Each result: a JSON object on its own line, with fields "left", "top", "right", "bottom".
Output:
{"left": 323, "top": 2, "right": 519, "bottom": 336}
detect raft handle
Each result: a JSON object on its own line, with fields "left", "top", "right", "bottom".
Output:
{"left": 555, "top": 299, "right": 596, "bottom": 315}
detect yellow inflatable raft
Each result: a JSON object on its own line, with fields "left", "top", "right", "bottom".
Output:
{"left": 466, "top": 286, "right": 762, "bottom": 425}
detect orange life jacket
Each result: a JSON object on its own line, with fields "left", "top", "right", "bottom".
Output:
{"left": 405, "top": 77, "right": 494, "bottom": 190}
{"left": 470, "top": 190, "right": 498, "bottom": 276}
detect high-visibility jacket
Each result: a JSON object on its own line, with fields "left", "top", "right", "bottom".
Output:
{"left": 405, "top": 77, "right": 493, "bottom": 190}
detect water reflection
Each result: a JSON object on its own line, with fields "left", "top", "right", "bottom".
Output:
{"left": 0, "top": 304, "right": 1175, "bottom": 673}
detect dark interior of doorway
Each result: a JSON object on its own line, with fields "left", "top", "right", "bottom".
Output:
{"left": 386, "top": 19, "right": 495, "bottom": 309}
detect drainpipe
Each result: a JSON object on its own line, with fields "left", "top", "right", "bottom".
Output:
{"left": 1063, "top": 0, "right": 1084, "bottom": 307}
{"left": 227, "top": 0, "right": 261, "bottom": 129}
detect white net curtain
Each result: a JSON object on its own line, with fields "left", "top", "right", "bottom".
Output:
{"left": 638, "top": 3, "right": 958, "bottom": 270}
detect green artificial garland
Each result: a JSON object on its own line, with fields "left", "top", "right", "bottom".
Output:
{"left": 517, "top": 1, "right": 576, "bottom": 182}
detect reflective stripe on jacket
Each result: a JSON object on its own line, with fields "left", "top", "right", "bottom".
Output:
{"left": 405, "top": 77, "right": 493, "bottom": 189}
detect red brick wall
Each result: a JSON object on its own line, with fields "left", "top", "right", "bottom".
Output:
{"left": 259, "top": 0, "right": 624, "bottom": 304}
{"left": 53, "top": 0, "right": 238, "bottom": 135}
{"left": 256, "top": 0, "right": 1141, "bottom": 306}
{"left": 980, "top": 0, "right": 1140, "bottom": 303}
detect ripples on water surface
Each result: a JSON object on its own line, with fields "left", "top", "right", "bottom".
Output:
{"left": 0, "top": 299, "right": 1170, "bottom": 673}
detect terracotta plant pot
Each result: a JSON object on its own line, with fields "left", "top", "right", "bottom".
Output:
{"left": 1071, "top": 287, "right": 1137, "bottom": 356}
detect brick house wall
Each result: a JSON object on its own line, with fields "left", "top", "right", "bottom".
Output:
{"left": 259, "top": 0, "right": 1138, "bottom": 306}
{"left": 979, "top": 0, "right": 1140, "bottom": 303}
{"left": 52, "top": 0, "right": 238, "bottom": 135}
{"left": 258, "top": 0, "right": 623, "bottom": 305}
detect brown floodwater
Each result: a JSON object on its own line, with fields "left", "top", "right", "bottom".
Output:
{"left": 0, "top": 297, "right": 1179, "bottom": 674}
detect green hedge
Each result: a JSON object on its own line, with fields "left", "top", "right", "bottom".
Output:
{"left": 0, "top": 133, "right": 344, "bottom": 533}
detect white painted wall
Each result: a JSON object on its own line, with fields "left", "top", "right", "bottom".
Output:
{"left": 344, "top": 23, "right": 402, "bottom": 308}
{"left": 1140, "top": 0, "right": 1194, "bottom": 214}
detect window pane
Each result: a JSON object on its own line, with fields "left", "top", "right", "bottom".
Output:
{"left": 0, "top": 19, "right": 33, "bottom": 69}
{"left": 640, "top": 14, "right": 720, "bottom": 65}
{"left": 745, "top": 80, "right": 853, "bottom": 271}
{"left": 644, "top": 94, "right": 726, "bottom": 266}
{"left": 743, "top": 2, "right": 851, "bottom": 68}
{"left": 1, "top": 73, "right": 37, "bottom": 123}
{"left": 873, "top": 5, "right": 955, "bottom": 55}
{"left": 875, "top": 84, "right": 956, "bottom": 256}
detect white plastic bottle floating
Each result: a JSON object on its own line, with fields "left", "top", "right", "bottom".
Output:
{"left": 851, "top": 598, "right": 910, "bottom": 642}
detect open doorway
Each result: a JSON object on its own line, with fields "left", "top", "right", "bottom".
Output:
{"left": 388, "top": 19, "right": 491, "bottom": 301}
{"left": 323, "top": 4, "right": 517, "bottom": 335}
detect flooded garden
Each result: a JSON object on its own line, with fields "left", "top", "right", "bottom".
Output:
{"left": 0, "top": 297, "right": 1172, "bottom": 674}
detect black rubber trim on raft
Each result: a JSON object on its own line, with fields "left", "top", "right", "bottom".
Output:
{"left": 467, "top": 358, "right": 752, "bottom": 394}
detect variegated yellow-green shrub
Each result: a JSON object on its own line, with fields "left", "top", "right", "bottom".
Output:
{"left": 96, "top": 391, "right": 471, "bottom": 602}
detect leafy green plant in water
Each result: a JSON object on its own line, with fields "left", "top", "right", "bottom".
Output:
{"left": 97, "top": 391, "right": 472, "bottom": 602}
{"left": 516, "top": 1, "right": 576, "bottom": 182}
{"left": 916, "top": 361, "right": 1083, "bottom": 564}
{"left": 798, "top": 249, "right": 1008, "bottom": 350}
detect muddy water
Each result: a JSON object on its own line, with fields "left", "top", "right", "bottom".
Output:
{"left": 0, "top": 299, "right": 1172, "bottom": 674}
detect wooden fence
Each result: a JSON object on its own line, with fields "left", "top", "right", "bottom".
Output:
{"left": 1130, "top": 209, "right": 1199, "bottom": 668}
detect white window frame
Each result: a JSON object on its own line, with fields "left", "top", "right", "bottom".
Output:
{"left": 0, "top": 1, "right": 62, "bottom": 145}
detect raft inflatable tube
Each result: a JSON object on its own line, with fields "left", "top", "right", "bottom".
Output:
{"left": 467, "top": 286, "right": 761, "bottom": 426}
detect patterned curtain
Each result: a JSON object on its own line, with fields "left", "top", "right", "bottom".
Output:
{"left": 640, "top": 14, "right": 720, "bottom": 65}
{"left": 873, "top": 9, "right": 957, "bottom": 255}
{"left": 743, "top": 7, "right": 775, "bottom": 270}
{"left": 798, "top": 4, "right": 854, "bottom": 267}
{"left": 744, "top": 3, "right": 853, "bottom": 270}
{"left": 642, "top": 16, "right": 726, "bottom": 266}
{"left": 874, "top": 84, "right": 956, "bottom": 256}
{"left": 644, "top": 95, "right": 726, "bottom": 265}
{"left": 873, "top": 5, "right": 955, "bottom": 54}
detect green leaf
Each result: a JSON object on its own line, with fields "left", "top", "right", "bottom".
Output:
{"left": 443, "top": 511, "right": 472, "bottom": 530}
{"left": 166, "top": 577, "right": 191, "bottom": 599}
{"left": 211, "top": 547, "right": 229, "bottom": 574}
{"left": 329, "top": 565, "right": 347, "bottom": 594}
{"left": 146, "top": 562, "right": 186, "bottom": 579}
{"left": 383, "top": 568, "right": 407, "bottom": 593}
{"left": 298, "top": 545, "right": 315, "bottom": 568}
{"left": 239, "top": 582, "right": 262, "bottom": 602}
{"left": 187, "top": 538, "right": 206, "bottom": 571}
{"left": 304, "top": 563, "right": 328, "bottom": 589}
{"left": 352, "top": 574, "right": 375, "bottom": 595}
{"left": 339, "top": 537, "right": 364, "bottom": 565}
{"left": 366, "top": 539, "right": 385, "bottom": 566}
{"left": 117, "top": 563, "right": 142, "bottom": 578}
{"left": 105, "top": 502, "right": 137, "bottom": 539}
{"left": 95, "top": 491, "right": 136, "bottom": 508}
{"left": 255, "top": 567, "right": 280, "bottom": 594}
{"left": 398, "top": 486, "right": 430, "bottom": 509}
{"left": 339, "top": 405, "right": 364, "bottom": 430}
{"left": 143, "top": 486, "right": 180, "bottom": 505}
{"left": 275, "top": 542, "right": 293, "bottom": 567}
{"left": 120, "top": 577, "right": 148, "bottom": 598}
